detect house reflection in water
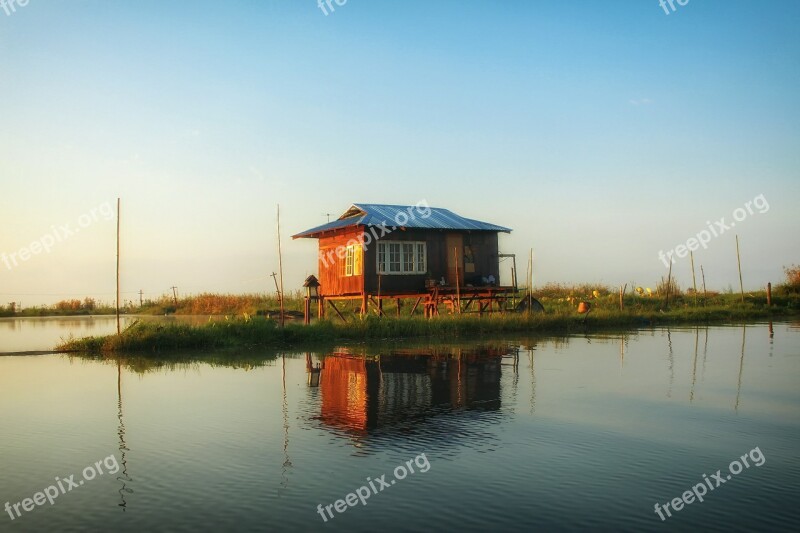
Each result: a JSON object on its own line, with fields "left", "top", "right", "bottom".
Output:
{"left": 316, "top": 344, "right": 517, "bottom": 436}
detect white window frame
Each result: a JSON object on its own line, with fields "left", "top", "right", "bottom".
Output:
{"left": 377, "top": 241, "right": 427, "bottom": 275}
{"left": 343, "top": 244, "right": 362, "bottom": 277}
{"left": 344, "top": 246, "right": 355, "bottom": 276}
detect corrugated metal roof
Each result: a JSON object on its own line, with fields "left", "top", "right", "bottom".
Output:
{"left": 292, "top": 203, "right": 511, "bottom": 238}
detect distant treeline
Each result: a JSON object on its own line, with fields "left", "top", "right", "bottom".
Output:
{"left": 4, "top": 264, "right": 799, "bottom": 318}
{"left": 0, "top": 292, "right": 306, "bottom": 318}
{"left": 0, "top": 298, "right": 117, "bottom": 317}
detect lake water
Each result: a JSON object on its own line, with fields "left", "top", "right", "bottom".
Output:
{"left": 1, "top": 318, "right": 798, "bottom": 532}
{"left": 0, "top": 316, "right": 215, "bottom": 353}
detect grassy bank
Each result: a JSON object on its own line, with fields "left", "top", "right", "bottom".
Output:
{"left": 8, "top": 265, "right": 800, "bottom": 318}
{"left": 56, "top": 301, "right": 799, "bottom": 354}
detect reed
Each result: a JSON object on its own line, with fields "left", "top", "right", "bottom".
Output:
{"left": 56, "top": 299, "right": 799, "bottom": 355}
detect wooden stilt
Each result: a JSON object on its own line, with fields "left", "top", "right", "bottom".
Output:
{"left": 328, "top": 300, "right": 347, "bottom": 323}
{"left": 454, "top": 247, "right": 461, "bottom": 314}
{"left": 369, "top": 297, "right": 386, "bottom": 317}
{"left": 409, "top": 297, "right": 422, "bottom": 317}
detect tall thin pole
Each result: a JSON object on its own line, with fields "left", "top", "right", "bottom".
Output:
{"left": 526, "top": 251, "right": 531, "bottom": 315}
{"left": 664, "top": 258, "right": 673, "bottom": 309}
{"left": 528, "top": 248, "right": 533, "bottom": 311}
{"left": 700, "top": 265, "right": 707, "bottom": 305}
{"left": 277, "top": 204, "right": 286, "bottom": 328}
{"left": 511, "top": 254, "right": 518, "bottom": 308}
{"left": 690, "top": 251, "right": 698, "bottom": 306}
{"left": 735, "top": 234, "right": 744, "bottom": 303}
{"left": 116, "top": 198, "right": 120, "bottom": 335}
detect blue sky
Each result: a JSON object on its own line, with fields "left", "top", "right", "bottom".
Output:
{"left": 1, "top": 0, "right": 798, "bottom": 306}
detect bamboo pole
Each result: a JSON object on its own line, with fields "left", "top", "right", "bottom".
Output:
{"left": 277, "top": 204, "right": 285, "bottom": 328}
{"left": 665, "top": 258, "right": 673, "bottom": 309}
{"left": 736, "top": 234, "right": 744, "bottom": 303}
{"left": 528, "top": 248, "right": 533, "bottom": 312}
{"left": 690, "top": 251, "right": 698, "bottom": 306}
{"left": 116, "top": 198, "right": 120, "bottom": 335}
{"left": 700, "top": 265, "right": 707, "bottom": 305}
{"left": 525, "top": 253, "right": 531, "bottom": 316}
{"left": 767, "top": 282, "right": 772, "bottom": 306}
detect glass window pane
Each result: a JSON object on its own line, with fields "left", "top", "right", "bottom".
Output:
{"left": 345, "top": 246, "right": 354, "bottom": 276}
{"left": 389, "top": 243, "right": 401, "bottom": 272}
{"left": 354, "top": 245, "right": 362, "bottom": 275}
{"left": 377, "top": 243, "right": 386, "bottom": 273}
{"left": 403, "top": 243, "right": 414, "bottom": 272}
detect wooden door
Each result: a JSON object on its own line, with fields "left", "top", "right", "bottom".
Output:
{"left": 445, "top": 233, "right": 464, "bottom": 286}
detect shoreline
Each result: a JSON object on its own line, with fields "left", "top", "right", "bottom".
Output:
{"left": 54, "top": 305, "right": 799, "bottom": 355}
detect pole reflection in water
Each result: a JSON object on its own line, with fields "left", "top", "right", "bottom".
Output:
{"left": 690, "top": 328, "right": 699, "bottom": 403}
{"left": 702, "top": 326, "right": 709, "bottom": 381}
{"left": 667, "top": 328, "right": 675, "bottom": 399}
{"left": 117, "top": 361, "right": 133, "bottom": 510}
{"left": 281, "top": 354, "right": 292, "bottom": 492}
{"left": 735, "top": 325, "right": 746, "bottom": 412}
{"left": 527, "top": 342, "right": 537, "bottom": 415}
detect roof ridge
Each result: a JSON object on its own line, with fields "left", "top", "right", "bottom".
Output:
{"left": 292, "top": 203, "right": 511, "bottom": 239}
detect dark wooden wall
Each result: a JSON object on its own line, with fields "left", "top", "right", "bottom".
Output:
{"left": 362, "top": 229, "right": 501, "bottom": 294}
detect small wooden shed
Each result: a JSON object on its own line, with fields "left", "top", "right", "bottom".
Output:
{"left": 292, "top": 203, "right": 514, "bottom": 317}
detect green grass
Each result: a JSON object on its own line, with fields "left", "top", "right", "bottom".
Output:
{"left": 55, "top": 298, "right": 799, "bottom": 355}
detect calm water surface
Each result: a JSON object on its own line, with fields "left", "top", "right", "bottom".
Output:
{"left": 0, "top": 316, "right": 215, "bottom": 353}
{"left": 1, "top": 319, "right": 798, "bottom": 532}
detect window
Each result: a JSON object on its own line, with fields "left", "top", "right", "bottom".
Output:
{"left": 345, "top": 247, "right": 354, "bottom": 276}
{"left": 377, "top": 241, "right": 427, "bottom": 275}
{"left": 389, "top": 243, "right": 401, "bottom": 272}
{"left": 377, "top": 243, "right": 387, "bottom": 274}
{"left": 403, "top": 243, "right": 414, "bottom": 272}
{"left": 343, "top": 244, "right": 362, "bottom": 277}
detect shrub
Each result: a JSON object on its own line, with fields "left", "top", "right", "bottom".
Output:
{"left": 779, "top": 264, "right": 800, "bottom": 293}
